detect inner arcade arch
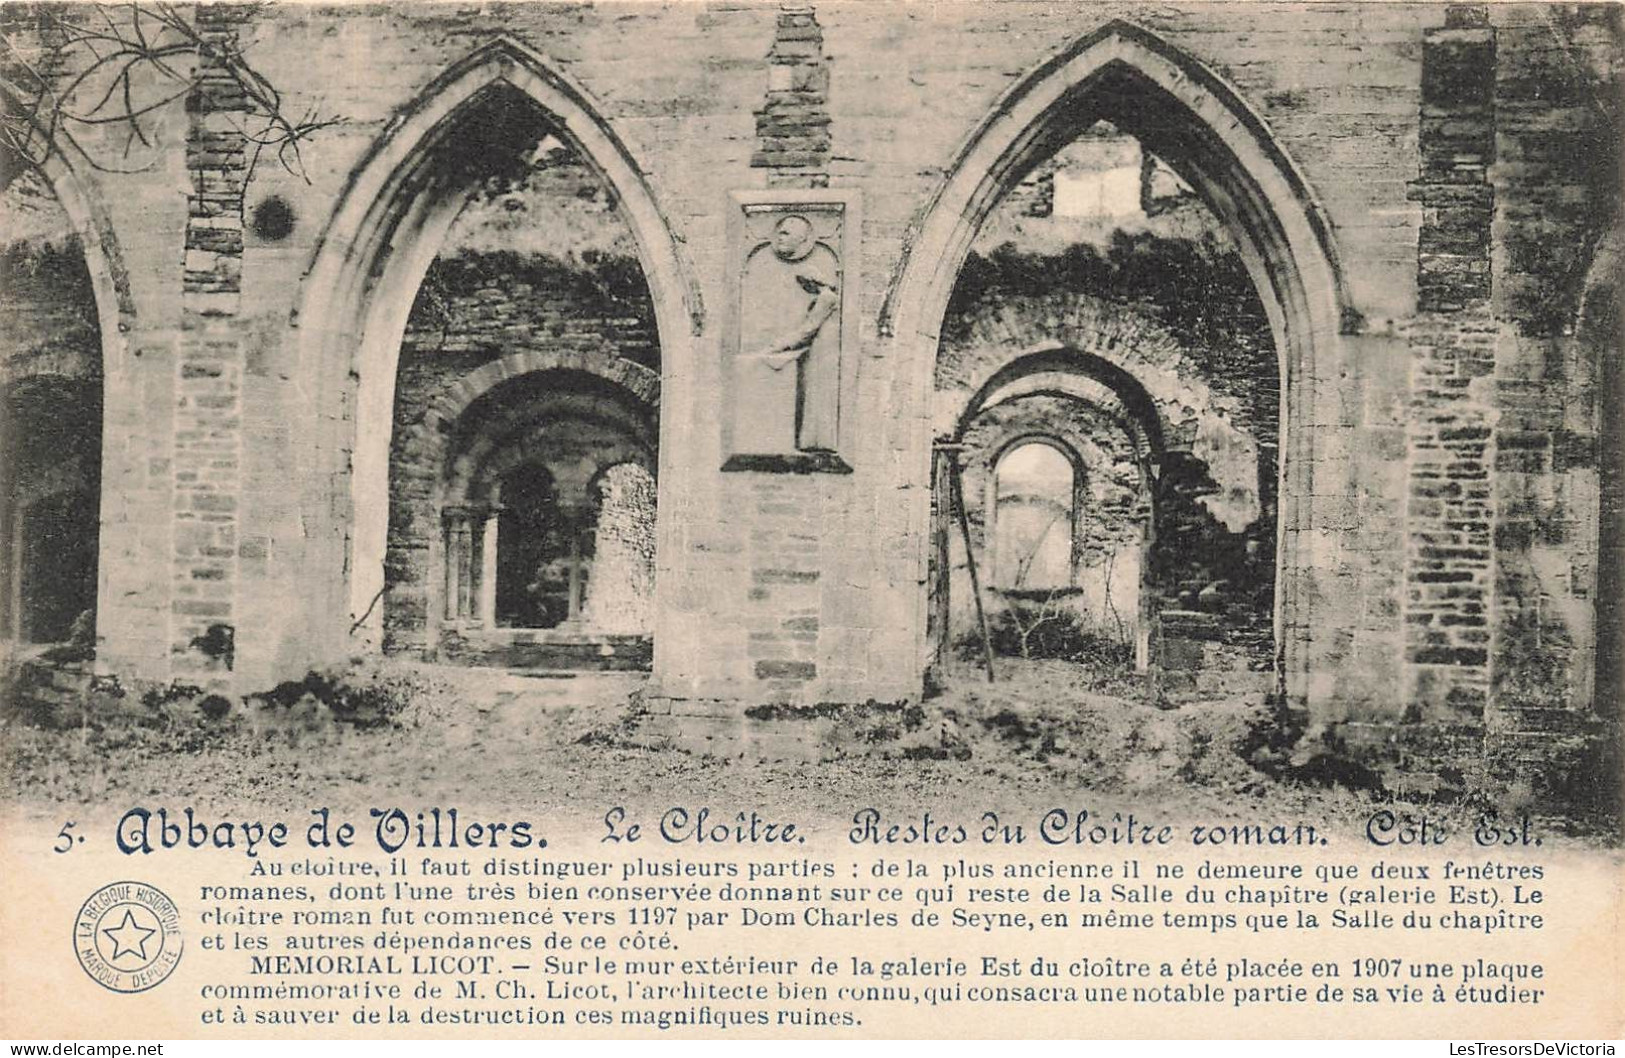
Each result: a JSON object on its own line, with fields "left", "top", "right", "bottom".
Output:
{"left": 292, "top": 39, "right": 698, "bottom": 670}
{"left": 885, "top": 20, "right": 1349, "bottom": 703}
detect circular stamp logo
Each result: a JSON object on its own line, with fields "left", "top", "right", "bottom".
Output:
{"left": 73, "top": 881, "right": 183, "bottom": 993}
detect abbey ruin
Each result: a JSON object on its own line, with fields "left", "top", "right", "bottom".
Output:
{"left": 2, "top": 2, "right": 1620, "bottom": 806}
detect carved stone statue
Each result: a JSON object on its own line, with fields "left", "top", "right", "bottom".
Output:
{"left": 737, "top": 212, "right": 842, "bottom": 453}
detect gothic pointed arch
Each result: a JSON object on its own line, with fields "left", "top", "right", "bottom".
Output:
{"left": 0, "top": 89, "right": 135, "bottom": 371}
{"left": 2, "top": 97, "right": 135, "bottom": 655}
{"left": 889, "top": 20, "right": 1351, "bottom": 701}
{"left": 292, "top": 37, "right": 699, "bottom": 653}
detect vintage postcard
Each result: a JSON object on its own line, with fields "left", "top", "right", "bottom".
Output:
{"left": 1, "top": 0, "right": 1620, "bottom": 1043}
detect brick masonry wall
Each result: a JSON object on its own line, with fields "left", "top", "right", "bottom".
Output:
{"left": 3, "top": 6, "right": 189, "bottom": 682}
{"left": 938, "top": 296, "right": 1266, "bottom": 511}
{"left": 171, "top": 3, "right": 250, "bottom": 681}
{"left": 261, "top": 2, "right": 1430, "bottom": 710}
{"left": 754, "top": 6, "right": 830, "bottom": 188}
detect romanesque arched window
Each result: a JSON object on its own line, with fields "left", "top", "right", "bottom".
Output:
{"left": 426, "top": 365, "right": 657, "bottom": 663}
{"left": 493, "top": 464, "right": 577, "bottom": 630}
{"left": 991, "top": 441, "right": 1076, "bottom": 592}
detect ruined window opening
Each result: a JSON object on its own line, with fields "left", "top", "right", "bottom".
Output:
{"left": 991, "top": 441, "right": 1077, "bottom": 592}
{"left": 491, "top": 464, "right": 590, "bottom": 631}
{"left": 929, "top": 114, "right": 1278, "bottom": 692}
{"left": 11, "top": 489, "right": 98, "bottom": 643}
{"left": 1, "top": 167, "right": 103, "bottom": 651}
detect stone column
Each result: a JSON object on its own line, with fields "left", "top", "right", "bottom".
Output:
{"left": 172, "top": 4, "right": 250, "bottom": 683}
{"left": 562, "top": 507, "right": 587, "bottom": 628}
{"left": 442, "top": 509, "right": 467, "bottom": 623}
{"left": 478, "top": 509, "right": 500, "bottom": 629}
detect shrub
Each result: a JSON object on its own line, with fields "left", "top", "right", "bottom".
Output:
{"left": 960, "top": 604, "right": 1134, "bottom": 667}
{"left": 248, "top": 668, "right": 417, "bottom": 730}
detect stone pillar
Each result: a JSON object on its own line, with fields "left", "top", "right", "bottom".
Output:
{"left": 584, "top": 465, "right": 657, "bottom": 635}
{"left": 1403, "top": 4, "right": 1497, "bottom": 724}
{"left": 172, "top": 4, "right": 250, "bottom": 683}
{"left": 442, "top": 510, "right": 467, "bottom": 624}
{"left": 928, "top": 445, "right": 954, "bottom": 676}
{"left": 478, "top": 510, "right": 500, "bottom": 628}
{"left": 562, "top": 508, "right": 587, "bottom": 627}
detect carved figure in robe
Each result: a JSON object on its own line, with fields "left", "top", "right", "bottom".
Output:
{"left": 736, "top": 213, "right": 842, "bottom": 453}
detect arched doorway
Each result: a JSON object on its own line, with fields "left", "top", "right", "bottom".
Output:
{"left": 418, "top": 366, "right": 658, "bottom": 670}
{"left": 293, "top": 39, "right": 697, "bottom": 671}
{"left": 0, "top": 164, "right": 105, "bottom": 654}
{"left": 888, "top": 21, "right": 1347, "bottom": 703}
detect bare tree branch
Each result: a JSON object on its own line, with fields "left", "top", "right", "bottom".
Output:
{"left": 1, "top": 2, "right": 336, "bottom": 184}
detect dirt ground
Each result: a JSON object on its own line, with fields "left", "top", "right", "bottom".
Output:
{"left": 2, "top": 656, "right": 1615, "bottom": 846}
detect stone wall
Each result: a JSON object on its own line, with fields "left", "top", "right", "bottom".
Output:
{"left": 380, "top": 139, "right": 660, "bottom": 653}
{"left": 1, "top": 2, "right": 1616, "bottom": 799}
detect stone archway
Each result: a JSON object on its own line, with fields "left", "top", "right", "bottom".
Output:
{"left": 0, "top": 117, "right": 133, "bottom": 663}
{"left": 292, "top": 38, "right": 698, "bottom": 664}
{"left": 932, "top": 346, "right": 1162, "bottom": 679}
{"left": 404, "top": 363, "right": 659, "bottom": 670}
{"left": 884, "top": 20, "right": 1349, "bottom": 704}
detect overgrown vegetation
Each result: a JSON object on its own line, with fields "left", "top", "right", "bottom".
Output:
{"left": 3, "top": 655, "right": 1617, "bottom": 843}
{"left": 2, "top": 660, "right": 432, "bottom": 773}
{"left": 947, "top": 231, "right": 1269, "bottom": 353}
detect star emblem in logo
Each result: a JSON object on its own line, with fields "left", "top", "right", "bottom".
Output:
{"left": 75, "top": 883, "right": 182, "bottom": 993}
{"left": 101, "top": 908, "right": 157, "bottom": 962}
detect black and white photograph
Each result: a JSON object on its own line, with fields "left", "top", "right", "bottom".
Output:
{"left": 0, "top": 0, "right": 1621, "bottom": 1043}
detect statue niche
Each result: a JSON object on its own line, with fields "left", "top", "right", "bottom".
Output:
{"left": 725, "top": 193, "right": 857, "bottom": 471}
